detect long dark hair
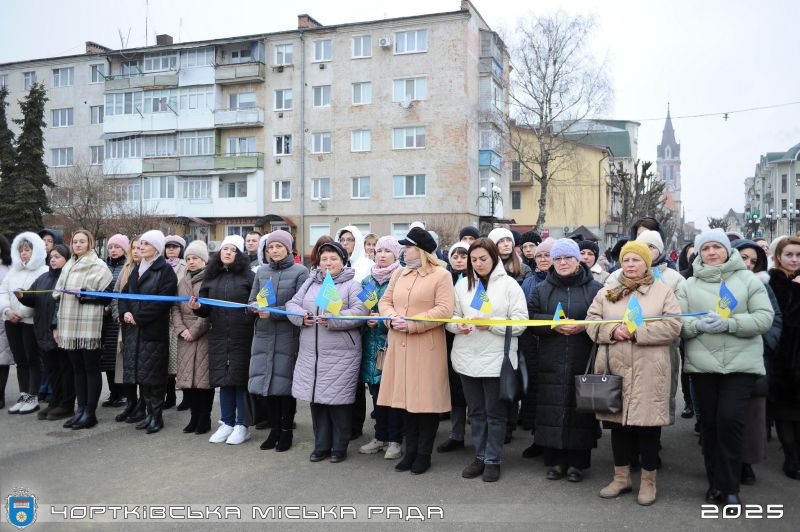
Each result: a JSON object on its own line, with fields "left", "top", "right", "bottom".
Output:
{"left": 205, "top": 246, "right": 251, "bottom": 279}
{"left": 467, "top": 238, "right": 500, "bottom": 291}
{"left": 0, "top": 234, "right": 10, "bottom": 266}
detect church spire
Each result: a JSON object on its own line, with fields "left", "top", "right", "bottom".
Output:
{"left": 658, "top": 103, "right": 679, "bottom": 159}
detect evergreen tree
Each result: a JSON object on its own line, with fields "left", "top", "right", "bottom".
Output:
{"left": 0, "top": 86, "right": 18, "bottom": 236}
{"left": 10, "top": 82, "right": 53, "bottom": 234}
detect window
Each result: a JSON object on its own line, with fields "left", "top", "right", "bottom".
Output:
{"left": 273, "top": 180, "right": 291, "bottom": 201}
{"left": 116, "top": 182, "right": 140, "bottom": 202}
{"left": 121, "top": 60, "right": 141, "bottom": 76}
{"left": 782, "top": 199, "right": 787, "bottom": 210}
{"left": 480, "top": 128, "right": 501, "bottom": 150}
{"left": 52, "top": 67, "right": 74, "bottom": 87}
{"left": 274, "top": 135, "right": 292, "bottom": 155}
{"left": 275, "top": 44, "right": 293, "bottom": 65}
{"left": 312, "top": 177, "right": 331, "bottom": 200}
{"left": 90, "top": 64, "right": 105, "bottom": 83}
{"left": 351, "top": 82, "right": 372, "bottom": 105}
{"left": 144, "top": 89, "right": 177, "bottom": 113}
{"left": 179, "top": 86, "right": 214, "bottom": 111}
{"left": 228, "top": 136, "right": 256, "bottom": 155}
{"left": 143, "top": 52, "right": 177, "bottom": 72}
{"left": 511, "top": 161, "right": 521, "bottom": 182}
{"left": 352, "top": 35, "right": 371, "bottom": 58}
{"left": 23, "top": 71, "right": 36, "bottom": 90}
{"left": 309, "top": 224, "right": 331, "bottom": 245}
{"left": 226, "top": 225, "right": 252, "bottom": 237}
{"left": 219, "top": 179, "right": 248, "bottom": 198}
{"left": 782, "top": 174, "right": 787, "bottom": 193}
{"left": 181, "top": 47, "right": 214, "bottom": 67}
{"left": 90, "top": 145, "right": 104, "bottom": 165}
{"left": 511, "top": 190, "right": 521, "bottom": 210}
{"left": 180, "top": 178, "right": 211, "bottom": 200}
{"left": 105, "top": 91, "right": 143, "bottom": 116}
{"left": 274, "top": 89, "right": 293, "bottom": 110}
{"left": 393, "top": 126, "right": 426, "bottom": 149}
{"left": 230, "top": 48, "right": 252, "bottom": 64}
{"left": 351, "top": 129, "right": 371, "bottom": 152}
{"left": 228, "top": 91, "right": 255, "bottom": 110}
{"left": 796, "top": 199, "right": 800, "bottom": 212}
{"left": 144, "top": 135, "right": 177, "bottom": 158}
{"left": 51, "top": 147, "right": 74, "bottom": 167}
{"left": 395, "top": 30, "right": 427, "bottom": 54}
{"left": 143, "top": 175, "right": 176, "bottom": 199}
{"left": 51, "top": 108, "right": 73, "bottom": 128}
{"left": 106, "top": 136, "right": 142, "bottom": 158}
{"left": 393, "top": 174, "right": 425, "bottom": 197}
{"left": 392, "top": 223, "right": 410, "bottom": 240}
{"left": 179, "top": 130, "right": 214, "bottom": 156}
{"left": 393, "top": 77, "right": 427, "bottom": 102}
{"left": 313, "top": 85, "right": 331, "bottom": 107}
{"left": 312, "top": 132, "right": 331, "bottom": 154}
{"left": 796, "top": 173, "right": 800, "bottom": 186}
{"left": 351, "top": 176, "right": 370, "bottom": 199}
{"left": 0, "top": 74, "right": 7, "bottom": 87}
{"left": 313, "top": 39, "right": 332, "bottom": 62}
{"left": 90, "top": 105, "right": 104, "bottom": 124}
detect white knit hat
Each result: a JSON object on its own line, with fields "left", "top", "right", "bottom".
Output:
{"left": 220, "top": 234, "right": 245, "bottom": 253}
{"left": 140, "top": 230, "right": 166, "bottom": 255}
{"left": 487, "top": 227, "right": 514, "bottom": 245}
{"left": 636, "top": 229, "right": 664, "bottom": 254}
{"left": 184, "top": 240, "right": 209, "bottom": 263}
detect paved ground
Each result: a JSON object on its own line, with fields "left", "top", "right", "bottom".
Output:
{"left": 0, "top": 368, "right": 797, "bottom": 531}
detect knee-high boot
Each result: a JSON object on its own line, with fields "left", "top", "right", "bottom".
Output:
{"left": 182, "top": 389, "right": 198, "bottom": 433}
{"left": 135, "top": 385, "right": 152, "bottom": 430}
{"left": 147, "top": 384, "right": 166, "bottom": 434}
{"left": 194, "top": 389, "right": 213, "bottom": 435}
{"left": 164, "top": 376, "right": 176, "bottom": 409}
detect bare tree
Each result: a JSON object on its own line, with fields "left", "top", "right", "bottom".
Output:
{"left": 608, "top": 160, "right": 672, "bottom": 240}
{"left": 706, "top": 217, "right": 729, "bottom": 231}
{"left": 423, "top": 213, "right": 476, "bottom": 250}
{"left": 509, "top": 12, "right": 611, "bottom": 228}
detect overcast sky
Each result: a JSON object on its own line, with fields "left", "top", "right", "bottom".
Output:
{"left": 3, "top": 0, "right": 799, "bottom": 229}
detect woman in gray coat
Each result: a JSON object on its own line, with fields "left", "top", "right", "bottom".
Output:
{"left": 287, "top": 241, "right": 367, "bottom": 463}
{"left": 248, "top": 230, "right": 309, "bottom": 452}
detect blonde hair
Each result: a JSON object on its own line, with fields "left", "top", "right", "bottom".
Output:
{"left": 418, "top": 248, "right": 445, "bottom": 269}
{"left": 72, "top": 229, "right": 95, "bottom": 255}
{"left": 117, "top": 238, "right": 140, "bottom": 291}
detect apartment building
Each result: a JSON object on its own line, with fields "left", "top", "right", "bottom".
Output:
{"left": 746, "top": 142, "right": 800, "bottom": 238}
{"left": 0, "top": 0, "right": 510, "bottom": 253}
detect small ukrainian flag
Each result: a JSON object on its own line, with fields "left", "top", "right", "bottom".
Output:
{"left": 715, "top": 281, "right": 738, "bottom": 320}
{"left": 623, "top": 294, "right": 644, "bottom": 334}
{"left": 470, "top": 281, "right": 492, "bottom": 315}
{"left": 256, "top": 279, "right": 276, "bottom": 308}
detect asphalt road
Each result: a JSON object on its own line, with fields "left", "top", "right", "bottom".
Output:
{"left": 0, "top": 368, "right": 797, "bottom": 531}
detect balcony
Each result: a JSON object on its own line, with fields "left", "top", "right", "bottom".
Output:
{"left": 479, "top": 149, "right": 502, "bottom": 172}
{"left": 105, "top": 72, "right": 179, "bottom": 91}
{"left": 479, "top": 57, "right": 504, "bottom": 84}
{"left": 214, "top": 153, "right": 264, "bottom": 170}
{"left": 142, "top": 155, "right": 215, "bottom": 174}
{"left": 214, "top": 107, "right": 264, "bottom": 128}
{"left": 215, "top": 62, "right": 265, "bottom": 84}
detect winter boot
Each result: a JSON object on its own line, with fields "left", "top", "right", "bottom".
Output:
{"left": 599, "top": 466, "right": 633, "bottom": 498}
{"left": 163, "top": 377, "right": 176, "bottom": 409}
{"left": 637, "top": 469, "right": 657, "bottom": 506}
{"left": 275, "top": 430, "right": 293, "bottom": 452}
{"left": 146, "top": 385, "right": 165, "bottom": 434}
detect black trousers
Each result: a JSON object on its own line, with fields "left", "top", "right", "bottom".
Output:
{"left": 403, "top": 411, "right": 440, "bottom": 456}
{"left": 42, "top": 348, "right": 75, "bottom": 409}
{"left": 140, "top": 383, "right": 166, "bottom": 419}
{"left": 351, "top": 381, "right": 367, "bottom": 436}
{"left": 5, "top": 322, "right": 40, "bottom": 395}
{"left": 612, "top": 426, "right": 662, "bottom": 470}
{"left": 67, "top": 349, "right": 102, "bottom": 411}
{"left": 266, "top": 395, "right": 296, "bottom": 431}
{"left": 310, "top": 403, "right": 352, "bottom": 453}
{"left": 692, "top": 373, "right": 756, "bottom": 495}
{"left": 543, "top": 447, "right": 592, "bottom": 470}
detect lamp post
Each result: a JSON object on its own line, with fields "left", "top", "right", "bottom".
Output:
{"left": 764, "top": 208, "right": 777, "bottom": 240}
{"left": 745, "top": 210, "right": 761, "bottom": 240}
{"left": 783, "top": 206, "right": 797, "bottom": 235}
{"left": 478, "top": 175, "right": 502, "bottom": 230}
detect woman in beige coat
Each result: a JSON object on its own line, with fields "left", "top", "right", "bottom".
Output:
{"left": 170, "top": 241, "right": 211, "bottom": 435}
{"left": 378, "top": 227, "right": 454, "bottom": 475}
{"left": 585, "top": 241, "right": 682, "bottom": 506}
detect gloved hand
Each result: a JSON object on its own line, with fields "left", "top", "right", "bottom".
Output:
{"left": 696, "top": 312, "right": 729, "bottom": 334}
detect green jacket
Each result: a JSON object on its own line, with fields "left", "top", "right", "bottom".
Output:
{"left": 677, "top": 250, "right": 772, "bottom": 375}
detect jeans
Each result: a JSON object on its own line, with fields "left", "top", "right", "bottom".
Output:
{"left": 367, "top": 383, "right": 403, "bottom": 443}
{"left": 460, "top": 374, "right": 508, "bottom": 464}
{"left": 219, "top": 385, "right": 247, "bottom": 427}
{"left": 450, "top": 406, "right": 467, "bottom": 441}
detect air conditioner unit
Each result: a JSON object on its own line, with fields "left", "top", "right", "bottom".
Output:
{"left": 277, "top": 65, "right": 284, "bottom": 72}
{"left": 319, "top": 199, "right": 326, "bottom": 210}
{"left": 208, "top": 240, "right": 222, "bottom": 252}
{"left": 379, "top": 37, "right": 391, "bottom": 48}
{"left": 319, "top": 63, "right": 326, "bottom": 70}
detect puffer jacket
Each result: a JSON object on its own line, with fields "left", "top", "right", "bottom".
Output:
{"left": 248, "top": 251, "right": 309, "bottom": 396}
{"left": 359, "top": 273, "right": 392, "bottom": 385}
{"left": 0, "top": 232, "right": 48, "bottom": 325}
{"left": 17, "top": 266, "right": 63, "bottom": 353}
{"left": 119, "top": 256, "right": 178, "bottom": 385}
{"left": 768, "top": 268, "right": 800, "bottom": 415}
{"left": 287, "top": 267, "right": 367, "bottom": 405}
{"left": 446, "top": 263, "right": 528, "bottom": 377}
{"left": 678, "top": 250, "right": 773, "bottom": 375}
{"left": 585, "top": 277, "right": 682, "bottom": 427}
{"left": 528, "top": 263, "right": 603, "bottom": 450}
{"left": 193, "top": 266, "right": 255, "bottom": 388}
{"left": 171, "top": 270, "right": 210, "bottom": 389}
{"left": 100, "top": 255, "right": 126, "bottom": 372}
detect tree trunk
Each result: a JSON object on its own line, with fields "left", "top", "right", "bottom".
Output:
{"left": 536, "top": 176, "right": 549, "bottom": 228}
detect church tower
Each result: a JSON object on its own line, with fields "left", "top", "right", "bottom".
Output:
{"left": 656, "top": 104, "right": 682, "bottom": 247}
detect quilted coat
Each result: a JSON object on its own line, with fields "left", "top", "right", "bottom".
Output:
{"left": 171, "top": 270, "right": 210, "bottom": 389}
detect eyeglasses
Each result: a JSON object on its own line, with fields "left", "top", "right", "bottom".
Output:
{"left": 339, "top": 238, "right": 355, "bottom": 243}
{"left": 553, "top": 256, "right": 575, "bottom": 263}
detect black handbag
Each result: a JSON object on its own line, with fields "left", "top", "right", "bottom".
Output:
{"left": 574, "top": 333, "right": 622, "bottom": 414}
{"left": 499, "top": 326, "right": 528, "bottom": 403}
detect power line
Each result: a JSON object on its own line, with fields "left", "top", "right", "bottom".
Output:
{"left": 636, "top": 100, "right": 800, "bottom": 122}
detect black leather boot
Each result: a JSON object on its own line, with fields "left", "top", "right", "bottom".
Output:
{"left": 275, "top": 430, "right": 293, "bottom": 452}
{"left": 135, "top": 387, "right": 152, "bottom": 430}
{"left": 125, "top": 397, "right": 146, "bottom": 424}
{"left": 194, "top": 389, "right": 213, "bottom": 435}
{"left": 72, "top": 408, "right": 98, "bottom": 430}
{"left": 163, "top": 377, "right": 176, "bottom": 410}
{"left": 260, "top": 429, "right": 280, "bottom": 450}
{"left": 182, "top": 389, "right": 197, "bottom": 433}
{"left": 63, "top": 407, "right": 85, "bottom": 429}
{"left": 115, "top": 397, "right": 138, "bottom": 422}
{"left": 146, "top": 384, "right": 165, "bottom": 434}
{"left": 176, "top": 387, "right": 190, "bottom": 411}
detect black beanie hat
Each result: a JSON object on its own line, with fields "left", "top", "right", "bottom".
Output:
{"left": 459, "top": 226, "right": 480, "bottom": 241}
{"left": 50, "top": 243, "right": 71, "bottom": 262}
{"left": 318, "top": 241, "right": 349, "bottom": 263}
{"left": 520, "top": 231, "right": 542, "bottom": 246}
{"left": 578, "top": 240, "right": 599, "bottom": 259}
{"left": 510, "top": 230, "right": 522, "bottom": 247}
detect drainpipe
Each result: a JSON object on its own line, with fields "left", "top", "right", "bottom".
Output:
{"left": 299, "top": 31, "right": 307, "bottom": 258}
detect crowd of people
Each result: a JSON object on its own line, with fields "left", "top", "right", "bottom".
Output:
{"left": 0, "top": 218, "right": 798, "bottom": 508}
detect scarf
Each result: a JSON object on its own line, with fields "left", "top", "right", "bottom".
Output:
{"left": 166, "top": 257, "right": 180, "bottom": 268}
{"left": 139, "top": 255, "right": 157, "bottom": 276}
{"left": 54, "top": 251, "right": 113, "bottom": 350}
{"left": 404, "top": 258, "right": 422, "bottom": 270}
{"left": 606, "top": 272, "right": 654, "bottom": 303}
{"left": 371, "top": 261, "right": 400, "bottom": 284}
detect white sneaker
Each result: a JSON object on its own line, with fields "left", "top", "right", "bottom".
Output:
{"left": 359, "top": 438, "right": 386, "bottom": 454}
{"left": 384, "top": 442, "right": 403, "bottom": 460}
{"left": 226, "top": 425, "right": 251, "bottom": 445}
{"left": 8, "top": 394, "right": 28, "bottom": 414}
{"left": 209, "top": 423, "right": 234, "bottom": 443}
{"left": 17, "top": 394, "right": 40, "bottom": 415}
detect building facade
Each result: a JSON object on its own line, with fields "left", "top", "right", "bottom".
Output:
{"left": 746, "top": 142, "right": 800, "bottom": 239}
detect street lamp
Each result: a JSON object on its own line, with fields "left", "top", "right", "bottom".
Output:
{"left": 783, "top": 206, "right": 797, "bottom": 235}
{"left": 745, "top": 211, "right": 761, "bottom": 240}
{"left": 478, "top": 175, "right": 503, "bottom": 229}
{"left": 764, "top": 208, "right": 777, "bottom": 240}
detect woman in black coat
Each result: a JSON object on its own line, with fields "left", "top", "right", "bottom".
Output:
{"left": 119, "top": 230, "right": 178, "bottom": 434}
{"left": 100, "top": 234, "right": 128, "bottom": 408}
{"left": 16, "top": 245, "right": 75, "bottom": 421}
{"left": 189, "top": 236, "right": 256, "bottom": 446}
{"left": 528, "top": 238, "right": 603, "bottom": 482}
